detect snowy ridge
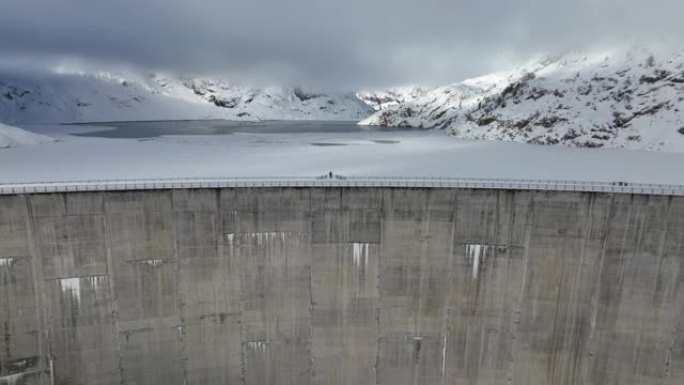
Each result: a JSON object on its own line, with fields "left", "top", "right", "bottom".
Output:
{"left": 0, "top": 67, "right": 373, "bottom": 124}
{"left": 0, "top": 122, "right": 53, "bottom": 148}
{"left": 356, "top": 86, "right": 430, "bottom": 111}
{"left": 360, "top": 47, "right": 684, "bottom": 151}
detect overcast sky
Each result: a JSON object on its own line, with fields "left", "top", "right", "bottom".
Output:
{"left": 1, "top": 0, "right": 683, "bottom": 90}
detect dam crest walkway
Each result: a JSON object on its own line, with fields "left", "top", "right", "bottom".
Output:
{"left": 1, "top": 176, "right": 683, "bottom": 196}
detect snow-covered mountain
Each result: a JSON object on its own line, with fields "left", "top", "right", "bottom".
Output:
{"left": 356, "top": 86, "right": 430, "bottom": 111}
{"left": 0, "top": 68, "right": 373, "bottom": 124}
{"left": 360, "top": 47, "right": 684, "bottom": 151}
{"left": 4, "top": 47, "right": 684, "bottom": 152}
{"left": 0, "top": 122, "right": 53, "bottom": 148}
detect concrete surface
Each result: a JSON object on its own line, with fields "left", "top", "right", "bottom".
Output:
{"left": 0, "top": 188, "right": 682, "bottom": 385}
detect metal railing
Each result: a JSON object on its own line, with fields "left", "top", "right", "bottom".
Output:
{"left": 0, "top": 176, "right": 683, "bottom": 196}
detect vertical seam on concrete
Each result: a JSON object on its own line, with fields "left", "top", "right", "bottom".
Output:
{"left": 565, "top": 193, "right": 597, "bottom": 385}
{"left": 215, "top": 187, "right": 237, "bottom": 385}
{"left": 497, "top": 191, "right": 518, "bottom": 385}
{"left": 415, "top": 190, "right": 430, "bottom": 339}
{"left": 488, "top": 190, "right": 505, "bottom": 385}
{"left": 668, "top": 210, "right": 684, "bottom": 385}
{"left": 506, "top": 192, "right": 535, "bottom": 385}
{"left": 652, "top": 196, "right": 672, "bottom": 301}
{"left": 494, "top": 190, "right": 501, "bottom": 250}
{"left": 410, "top": 189, "right": 431, "bottom": 385}
{"left": 170, "top": 190, "right": 189, "bottom": 385}
{"left": 23, "top": 194, "right": 49, "bottom": 383}
{"left": 631, "top": 197, "right": 650, "bottom": 377}
{"left": 233, "top": 189, "right": 248, "bottom": 385}
{"left": 102, "top": 192, "right": 126, "bottom": 385}
{"left": 613, "top": 196, "right": 636, "bottom": 336}
{"left": 581, "top": 193, "right": 617, "bottom": 384}
{"left": 440, "top": 188, "right": 458, "bottom": 385}
{"left": 587, "top": 194, "right": 634, "bottom": 380}
{"left": 226, "top": 189, "right": 246, "bottom": 385}
{"left": 374, "top": 188, "right": 385, "bottom": 385}
{"left": 663, "top": 291, "right": 683, "bottom": 385}
{"left": 656, "top": 196, "right": 675, "bottom": 384}
{"left": 308, "top": 187, "right": 315, "bottom": 385}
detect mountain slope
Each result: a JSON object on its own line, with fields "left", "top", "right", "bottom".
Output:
{"left": 0, "top": 122, "right": 53, "bottom": 148}
{"left": 356, "top": 86, "right": 430, "bottom": 111}
{"left": 360, "top": 47, "right": 684, "bottom": 151}
{"left": 0, "top": 69, "right": 373, "bottom": 124}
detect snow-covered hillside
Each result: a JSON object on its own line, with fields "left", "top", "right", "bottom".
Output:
{"left": 0, "top": 68, "right": 373, "bottom": 124}
{"left": 356, "top": 86, "right": 430, "bottom": 111}
{"left": 360, "top": 47, "right": 684, "bottom": 151}
{"left": 0, "top": 122, "right": 53, "bottom": 148}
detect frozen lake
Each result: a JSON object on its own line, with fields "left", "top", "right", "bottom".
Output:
{"left": 1, "top": 120, "right": 684, "bottom": 185}
{"left": 74, "top": 120, "right": 420, "bottom": 139}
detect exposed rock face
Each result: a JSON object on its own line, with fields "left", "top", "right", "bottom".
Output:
{"left": 360, "top": 47, "right": 684, "bottom": 151}
{"left": 356, "top": 86, "right": 429, "bottom": 111}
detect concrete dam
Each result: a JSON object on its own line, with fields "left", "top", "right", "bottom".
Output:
{"left": 0, "top": 187, "right": 682, "bottom": 385}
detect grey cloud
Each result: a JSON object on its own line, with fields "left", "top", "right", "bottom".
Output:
{"left": 1, "top": 0, "right": 682, "bottom": 91}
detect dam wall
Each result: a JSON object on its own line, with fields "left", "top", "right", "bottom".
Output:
{"left": 0, "top": 187, "right": 682, "bottom": 385}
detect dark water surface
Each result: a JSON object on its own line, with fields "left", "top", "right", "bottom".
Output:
{"left": 72, "top": 120, "right": 419, "bottom": 139}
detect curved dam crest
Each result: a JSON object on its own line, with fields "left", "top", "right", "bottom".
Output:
{"left": 0, "top": 187, "right": 682, "bottom": 385}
